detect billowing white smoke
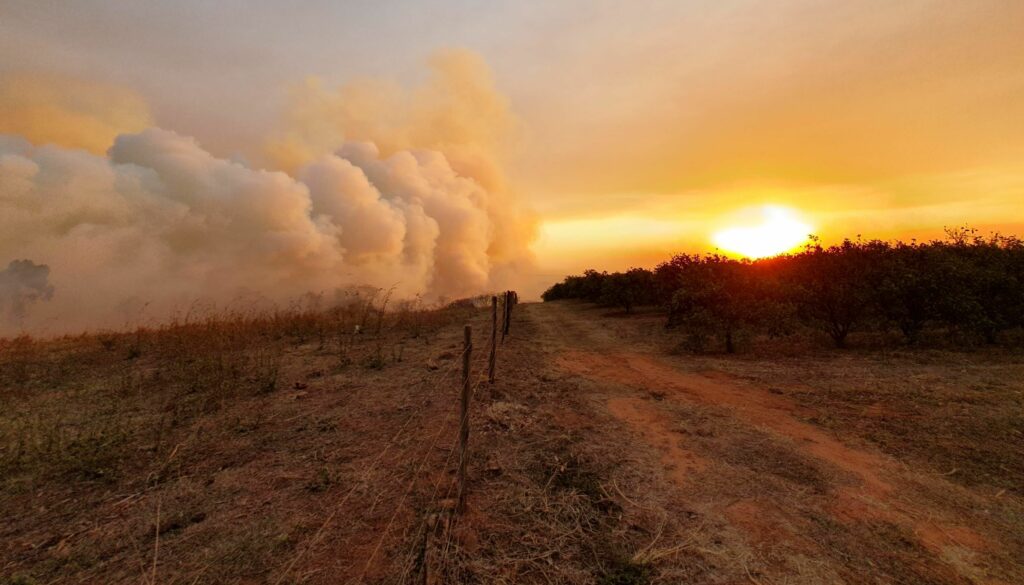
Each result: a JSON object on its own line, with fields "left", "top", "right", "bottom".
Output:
{"left": 0, "top": 129, "right": 530, "bottom": 334}
{"left": 0, "top": 50, "right": 537, "bottom": 334}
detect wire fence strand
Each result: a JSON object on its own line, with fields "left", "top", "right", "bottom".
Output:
{"left": 272, "top": 349, "right": 468, "bottom": 584}
{"left": 282, "top": 297, "right": 515, "bottom": 584}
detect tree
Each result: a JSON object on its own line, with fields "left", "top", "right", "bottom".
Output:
{"left": 543, "top": 228, "right": 1024, "bottom": 350}
{"left": 785, "top": 238, "right": 886, "bottom": 348}
{"left": 599, "top": 268, "right": 655, "bottom": 313}
{"left": 873, "top": 242, "right": 942, "bottom": 343}
{"left": 668, "top": 255, "right": 770, "bottom": 353}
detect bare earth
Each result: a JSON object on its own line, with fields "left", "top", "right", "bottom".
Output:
{"left": 2, "top": 300, "right": 1023, "bottom": 584}
{"left": 523, "top": 301, "right": 1024, "bottom": 584}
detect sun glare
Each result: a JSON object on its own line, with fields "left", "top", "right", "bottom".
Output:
{"left": 712, "top": 206, "right": 811, "bottom": 259}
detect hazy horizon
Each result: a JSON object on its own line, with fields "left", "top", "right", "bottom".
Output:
{"left": 2, "top": 0, "right": 1023, "bottom": 331}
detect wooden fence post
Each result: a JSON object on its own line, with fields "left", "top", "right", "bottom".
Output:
{"left": 457, "top": 325, "right": 472, "bottom": 512}
{"left": 503, "top": 291, "right": 511, "bottom": 340}
{"left": 500, "top": 292, "right": 507, "bottom": 343}
{"left": 488, "top": 296, "right": 497, "bottom": 384}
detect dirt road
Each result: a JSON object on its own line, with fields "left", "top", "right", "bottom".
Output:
{"left": 487, "top": 300, "right": 1023, "bottom": 584}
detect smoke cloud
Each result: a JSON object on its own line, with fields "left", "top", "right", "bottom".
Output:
{"left": 265, "top": 49, "right": 512, "bottom": 187}
{"left": 0, "top": 51, "right": 536, "bottom": 335}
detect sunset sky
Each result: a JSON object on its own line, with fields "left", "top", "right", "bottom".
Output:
{"left": 2, "top": 0, "right": 1024, "bottom": 308}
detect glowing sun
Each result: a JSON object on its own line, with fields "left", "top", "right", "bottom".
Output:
{"left": 712, "top": 206, "right": 812, "bottom": 258}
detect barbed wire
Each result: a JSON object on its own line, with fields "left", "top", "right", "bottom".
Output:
{"left": 436, "top": 370, "right": 492, "bottom": 578}
{"left": 354, "top": 395, "right": 464, "bottom": 583}
{"left": 272, "top": 347, "right": 467, "bottom": 584}
{"left": 279, "top": 301, "right": 513, "bottom": 584}
{"left": 382, "top": 312, "right": 509, "bottom": 582}
{"left": 398, "top": 368, "right": 492, "bottom": 582}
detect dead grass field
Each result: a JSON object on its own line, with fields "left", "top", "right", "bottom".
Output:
{"left": 2, "top": 300, "right": 1022, "bottom": 584}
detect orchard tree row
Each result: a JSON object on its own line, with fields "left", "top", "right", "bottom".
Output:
{"left": 542, "top": 229, "right": 1024, "bottom": 351}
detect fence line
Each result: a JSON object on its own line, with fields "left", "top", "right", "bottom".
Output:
{"left": 376, "top": 294, "right": 516, "bottom": 583}
{"left": 356, "top": 400, "right": 460, "bottom": 583}
{"left": 488, "top": 296, "right": 497, "bottom": 383}
{"left": 396, "top": 367, "right": 492, "bottom": 583}
{"left": 277, "top": 291, "right": 520, "bottom": 583}
{"left": 366, "top": 350, "right": 495, "bottom": 583}
{"left": 272, "top": 347, "right": 467, "bottom": 585}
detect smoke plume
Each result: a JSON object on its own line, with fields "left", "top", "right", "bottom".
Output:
{"left": 265, "top": 49, "right": 512, "bottom": 188}
{"left": 0, "top": 51, "right": 536, "bottom": 335}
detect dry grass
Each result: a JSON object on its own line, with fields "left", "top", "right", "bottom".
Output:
{"left": 3, "top": 298, "right": 1023, "bottom": 584}
{"left": 496, "top": 301, "right": 1024, "bottom": 584}
{"left": 0, "top": 291, "right": 482, "bottom": 584}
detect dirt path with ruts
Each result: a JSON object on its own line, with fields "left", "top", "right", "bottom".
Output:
{"left": 522, "top": 301, "right": 1019, "bottom": 585}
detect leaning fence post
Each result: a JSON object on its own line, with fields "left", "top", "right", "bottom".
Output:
{"left": 457, "top": 325, "right": 472, "bottom": 512}
{"left": 500, "top": 292, "right": 507, "bottom": 343}
{"left": 503, "top": 291, "right": 511, "bottom": 341}
{"left": 488, "top": 296, "right": 497, "bottom": 383}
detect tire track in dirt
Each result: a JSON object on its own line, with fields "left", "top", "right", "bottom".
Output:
{"left": 560, "top": 349, "right": 893, "bottom": 495}
{"left": 606, "top": 396, "right": 706, "bottom": 487}
{"left": 530, "top": 302, "right": 1001, "bottom": 583}
{"left": 557, "top": 349, "right": 998, "bottom": 580}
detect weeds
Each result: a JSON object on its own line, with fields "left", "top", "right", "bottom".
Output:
{"left": 543, "top": 452, "right": 606, "bottom": 502}
{"left": 0, "top": 290, "right": 484, "bottom": 582}
{"left": 364, "top": 345, "right": 386, "bottom": 370}
{"left": 1, "top": 403, "right": 133, "bottom": 482}
{"left": 0, "top": 290, "right": 472, "bottom": 490}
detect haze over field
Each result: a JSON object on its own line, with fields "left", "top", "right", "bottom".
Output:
{"left": 0, "top": 51, "right": 535, "bottom": 333}
{"left": 1, "top": 0, "right": 1023, "bottom": 332}
{"left": 3, "top": 4, "right": 1024, "bottom": 584}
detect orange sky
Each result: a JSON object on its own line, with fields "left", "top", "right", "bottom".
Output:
{"left": 512, "top": 2, "right": 1024, "bottom": 273}
{"left": 2, "top": 0, "right": 1023, "bottom": 283}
